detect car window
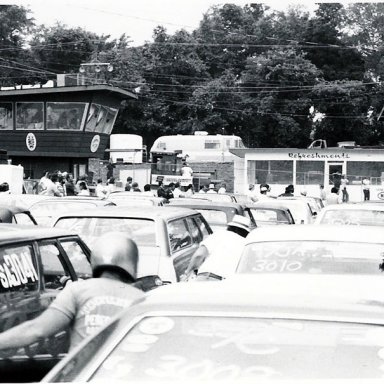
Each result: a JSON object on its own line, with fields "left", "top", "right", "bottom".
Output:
{"left": 320, "top": 209, "right": 384, "bottom": 226}
{"left": 193, "top": 215, "right": 210, "bottom": 239}
{"left": 14, "top": 212, "right": 36, "bottom": 225}
{"left": 60, "top": 239, "right": 92, "bottom": 278}
{"left": 0, "top": 244, "right": 39, "bottom": 293}
{"left": 86, "top": 316, "right": 384, "bottom": 381}
{"left": 186, "top": 217, "right": 202, "bottom": 243}
{"left": 237, "top": 241, "right": 384, "bottom": 275}
{"left": 55, "top": 217, "right": 156, "bottom": 247}
{"left": 251, "top": 209, "right": 290, "bottom": 225}
{"left": 168, "top": 219, "right": 192, "bottom": 253}
{"left": 39, "top": 242, "right": 69, "bottom": 289}
{"left": 196, "top": 209, "right": 228, "bottom": 226}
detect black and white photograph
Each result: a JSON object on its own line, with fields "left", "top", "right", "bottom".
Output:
{"left": 0, "top": 0, "right": 384, "bottom": 382}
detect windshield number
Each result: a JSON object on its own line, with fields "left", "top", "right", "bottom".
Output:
{"left": 252, "top": 260, "right": 302, "bottom": 273}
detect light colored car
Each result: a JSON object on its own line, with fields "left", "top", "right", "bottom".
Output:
{"left": 43, "top": 274, "right": 384, "bottom": 382}
{"left": 247, "top": 201, "right": 295, "bottom": 225}
{"left": 253, "top": 198, "right": 315, "bottom": 224}
{"left": 51, "top": 206, "right": 212, "bottom": 282}
{"left": 315, "top": 203, "right": 384, "bottom": 227}
{"left": 236, "top": 224, "right": 384, "bottom": 275}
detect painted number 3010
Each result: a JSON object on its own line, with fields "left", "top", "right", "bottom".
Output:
{"left": 251, "top": 260, "right": 302, "bottom": 273}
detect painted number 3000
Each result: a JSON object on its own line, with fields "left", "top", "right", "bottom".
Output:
{"left": 252, "top": 260, "right": 302, "bottom": 273}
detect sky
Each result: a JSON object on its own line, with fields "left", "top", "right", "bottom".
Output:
{"left": 3, "top": 0, "right": 318, "bottom": 45}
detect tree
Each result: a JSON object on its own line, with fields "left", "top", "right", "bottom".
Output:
{"left": 29, "top": 23, "right": 107, "bottom": 76}
{"left": 0, "top": 5, "right": 36, "bottom": 86}
{"left": 240, "top": 48, "right": 322, "bottom": 147}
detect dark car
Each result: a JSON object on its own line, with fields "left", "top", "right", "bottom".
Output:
{"left": 51, "top": 206, "right": 212, "bottom": 282}
{"left": 0, "top": 225, "right": 92, "bottom": 382}
{"left": 167, "top": 199, "right": 256, "bottom": 231}
{"left": 43, "top": 274, "right": 384, "bottom": 382}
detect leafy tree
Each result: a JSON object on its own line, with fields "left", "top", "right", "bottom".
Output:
{"left": 302, "top": 3, "right": 365, "bottom": 81}
{"left": 0, "top": 5, "right": 36, "bottom": 86}
{"left": 240, "top": 48, "right": 322, "bottom": 147}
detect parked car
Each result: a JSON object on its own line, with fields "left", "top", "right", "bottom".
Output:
{"left": 167, "top": 199, "right": 256, "bottom": 231}
{"left": 236, "top": 224, "right": 384, "bottom": 276}
{"left": 43, "top": 274, "right": 384, "bottom": 382}
{"left": 315, "top": 202, "right": 384, "bottom": 227}
{"left": 0, "top": 225, "right": 92, "bottom": 382}
{"left": 107, "top": 191, "right": 167, "bottom": 207}
{"left": 0, "top": 204, "right": 37, "bottom": 225}
{"left": 269, "top": 197, "right": 316, "bottom": 224}
{"left": 51, "top": 206, "right": 212, "bottom": 282}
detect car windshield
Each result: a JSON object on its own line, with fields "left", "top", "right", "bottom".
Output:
{"left": 320, "top": 209, "right": 384, "bottom": 226}
{"left": 237, "top": 241, "right": 384, "bottom": 275}
{"left": 196, "top": 209, "right": 232, "bottom": 226}
{"left": 54, "top": 217, "right": 156, "bottom": 247}
{"left": 58, "top": 316, "right": 384, "bottom": 381}
{"left": 250, "top": 209, "right": 291, "bottom": 225}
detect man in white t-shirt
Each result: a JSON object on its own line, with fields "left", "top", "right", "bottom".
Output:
{"left": 181, "top": 162, "right": 193, "bottom": 178}
{"left": 183, "top": 215, "right": 251, "bottom": 280}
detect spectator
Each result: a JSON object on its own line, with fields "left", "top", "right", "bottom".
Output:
{"left": 0, "top": 182, "right": 10, "bottom": 194}
{"left": 246, "top": 183, "right": 258, "bottom": 203}
{"left": 279, "top": 184, "right": 294, "bottom": 197}
{"left": 180, "top": 162, "right": 193, "bottom": 178}
{"left": 125, "top": 176, "right": 133, "bottom": 192}
{"left": 258, "top": 184, "right": 271, "bottom": 200}
{"left": 106, "top": 159, "right": 115, "bottom": 180}
{"left": 43, "top": 173, "right": 62, "bottom": 197}
{"left": 78, "top": 181, "right": 90, "bottom": 196}
{"left": 96, "top": 178, "right": 107, "bottom": 198}
{"left": 199, "top": 185, "right": 208, "bottom": 194}
{"left": 218, "top": 183, "right": 227, "bottom": 194}
{"left": 173, "top": 182, "right": 184, "bottom": 198}
{"left": 38, "top": 171, "right": 50, "bottom": 195}
{"left": 362, "top": 177, "right": 370, "bottom": 201}
{"left": 326, "top": 187, "right": 342, "bottom": 205}
{"left": 341, "top": 174, "right": 349, "bottom": 203}
{"left": 143, "top": 184, "right": 154, "bottom": 196}
{"left": 65, "top": 173, "right": 77, "bottom": 196}
{"left": 319, "top": 184, "right": 326, "bottom": 201}
{"left": 132, "top": 182, "right": 141, "bottom": 192}
{"left": 185, "top": 184, "right": 194, "bottom": 197}
{"left": 157, "top": 181, "right": 168, "bottom": 198}
{"left": 207, "top": 183, "right": 217, "bottom": 194}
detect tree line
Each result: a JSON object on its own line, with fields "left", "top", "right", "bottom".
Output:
{"left": 2, "top": 3, "right": 384, "bottom": 149}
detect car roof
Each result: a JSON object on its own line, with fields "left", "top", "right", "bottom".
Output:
{"left": 0, "top": 224, "right": 78, "bottom": 244}
{"left": 248, "top": 201, "right": 292, "bottom": 211}
{"left": 167, "top": 199, "right": 244, "bottom": 210}
{"left": 52, "top": 206, "right": 201, "bottom": 221}
{"left": 320, "top": 203, "right": 384, "bottom": 211}
{"left": 123, "top": 274, "right": 384, "bottom": 324}
{"left": 245, "top": 224, "right": 384, "bottom": 243}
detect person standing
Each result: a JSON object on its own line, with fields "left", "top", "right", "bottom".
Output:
{"left": 43, "top": 173, "right": 63, "bottom": 197}
{"left": 326, "top": 187, "right": 342, "bottom": 205}
{"left": 246, "top": 183, "right": 258, "bottom": 203}
{"left": 199, "top": 185, "right": 208, "bottom": 194}
{"left": 65, "top": 173, "right": 77, "bottom": 196}
{"left": 78, "top": 181, "right": 90, "bottom": 196}
{"left": 95, "top": 178, "right": 107, "bottom": 198}
{"left": 218, "top": 183, "right": 227, "bottom": 194}
{"left": 362, "top": 177, "right": 370, "bottom": 201}
{"left": 207, "top": 183, "right": 217, "bottom": 194}
{"left": 173, "top": 182, "right": 184, "bottom": 198}
{"left": 319, "top": 184, "right": 326, "bottom": 201}
{"left": 340, "top": 174, "right": 349, "bottom": 203}
{"left": 131, "top": 182, "right": 141, "bottom": 192}
{"left": 258, "top": 184, "right": 271, "bottom": 200}
{"left": 185, "top": 184, "right": 194, "bottom": 197}
{"left": 106, "top": 159, "right": 115, "bottom": 181}
{"left": 0, "top": 233, "right": 144, "bottom": 352}
{"left": 180, "top": 162, "right": 193, "bottom": 178}
{"left": 38, "top": 171, "right": 50, "bottom": 195}
{"left": 279, "top": 184, "right": 294, "bottom": 197}
{"left": 125, "top": 176, "right": 133, "bottom": 191}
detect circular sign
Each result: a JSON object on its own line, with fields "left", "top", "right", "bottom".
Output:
{"left": 26, "top": 133, "right": 37, "bottom": 151}
{"left": 90, "top": 135, "right": 100, "bottom": 153}
{"left": 378, "top": 191, "right": 384, "bottom": 200}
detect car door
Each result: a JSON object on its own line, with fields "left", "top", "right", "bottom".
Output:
{"left": 0, "top": 241, "right": 45, "bottom": 378}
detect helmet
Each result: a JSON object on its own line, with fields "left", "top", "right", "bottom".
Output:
{"left": 90, "top": 232, "right": 139, "bottom": 280}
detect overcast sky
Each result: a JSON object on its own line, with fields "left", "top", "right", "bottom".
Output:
{"left": 5, "top": 0, "right": 318, "bottom": 45}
